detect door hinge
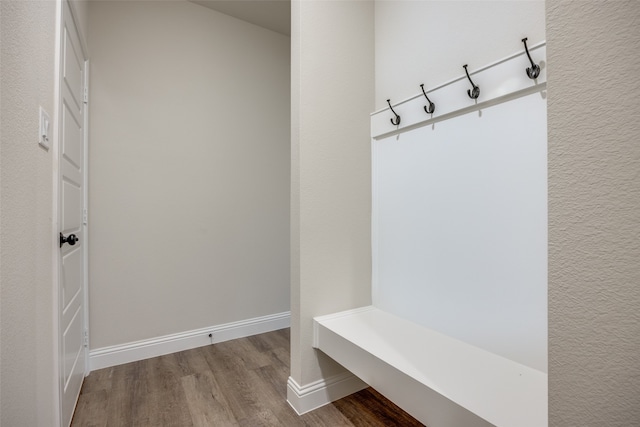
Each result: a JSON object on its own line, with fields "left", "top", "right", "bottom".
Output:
{"left": 83, "top": 86, "right": 88, "bottom": 104}
{"left": 83, "top": 208, "right": 88, "bottom": 226}
{"left": 83, "top": 330, "right": 89, "bottom": 348}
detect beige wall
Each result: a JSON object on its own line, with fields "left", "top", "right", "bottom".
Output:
{"left": 290, "top": 0, "right": 374, "bottom": 386}
{"left": 1, "top": 1, "right": 57, "bottom": 425}
{"left": 87, "top": 1, "right": 290, "bottom": 349}
{"left": 547, "top": 1, "right": 640, "bottom": 425}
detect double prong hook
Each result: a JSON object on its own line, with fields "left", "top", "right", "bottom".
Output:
{"left": 522, "top": 37, "right": 540, "bottom": 79}
{"left": 387, "top": 99, "right": 401, "bottom": 126}
{"left": 463, "top": 64, "right": 480, "bottom": 99}
{"left": 420, "top": 84, "right": 435, "bottom": 114}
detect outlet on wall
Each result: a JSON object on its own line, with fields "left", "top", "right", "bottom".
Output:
{"left": 39, "top": 106, "right": 51, "bottom": 150}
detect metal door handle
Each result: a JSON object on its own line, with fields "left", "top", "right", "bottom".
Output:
{"left": 60, "top": 233, "right": 79, "bottom": 248}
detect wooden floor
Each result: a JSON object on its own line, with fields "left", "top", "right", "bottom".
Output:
{"left": 72, "top": 329, "right": 424, "bottom": 426}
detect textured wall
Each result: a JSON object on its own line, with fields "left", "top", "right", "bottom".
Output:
{"left": 0, "top": 1, "right": 57, "bottom": 425}
{"left": 87, "top": 1, "right": 290, "bottom": 349}
{"left": 290, "top": 0, "right": 374, "bottom": 386}
{"left": 547, "top": 1, "right": 640, "bottom": 425}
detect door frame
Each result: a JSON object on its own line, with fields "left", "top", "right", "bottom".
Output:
{"left": 82, "top": 58, "right": 90, "bottom": 374}
{"left": 52, "top": 0, "right": 90, "bottom": 424}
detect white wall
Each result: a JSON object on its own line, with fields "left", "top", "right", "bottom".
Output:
{"left": 375, "top": 0, "right": 545, "bottom": 110}
{"left": 1, "top": 1, "right": 78, "bottom": 425}
{"left": 87, "top": 1, "right": 290, "bottom": 349}
{"left": 373, "top": 91, "right": 548, "bottom": 372}
{"left": 547, "top": 1, "right": 640, "bottom": 425}
{"left": 290, "top": 0, "right": 374, "bottom": 387}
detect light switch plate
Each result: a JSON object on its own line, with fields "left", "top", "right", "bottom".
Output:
{"left": 39, "top": 106, "right": 51, "bottom": 149}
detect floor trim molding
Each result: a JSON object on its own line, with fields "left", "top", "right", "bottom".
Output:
{"left": 89, "top": 311, "right": 290, "bottom": 371}
{"left": 286, "top": 372, "right": 368, "bottom": 415}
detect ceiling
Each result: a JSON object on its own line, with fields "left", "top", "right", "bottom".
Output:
{"left": 189, "top": 0, "right": 291, "bottom": 36}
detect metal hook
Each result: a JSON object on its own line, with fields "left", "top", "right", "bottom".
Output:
{"left": 420, "top": 84, "right": 435, "bottom": 114}
{"left": 387, "top": 99, "right": 401, "bottom": 126}
{"left": 463, "top": 64, "right": 480, "bottom": 99}
{"left": 522, "top": 37, "right": 540, "bottom": 79}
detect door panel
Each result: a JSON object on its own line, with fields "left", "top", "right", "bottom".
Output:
{"left": 62, "top": 180, "right": 81, "bottom": 232}
{"left": 63, "top": 305, "right": 83, "bottom": 390}
{"left": 63, "top": 24, "right": 83, "bottom": 111}
{"left": 62, "top": 102, "right": 82, "bottom": 170}
{"left": 59, "top": 1, "right": 86, "bottom": 425}
{"left": 62, "top": 248, "right": 82, "bottom": 308}
{"left": 61, "top": 180, "right": 82, "bottom": 234}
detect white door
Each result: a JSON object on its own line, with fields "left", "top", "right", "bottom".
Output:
{"left": 58, "top": 1, "right": 87, "bottom": 425}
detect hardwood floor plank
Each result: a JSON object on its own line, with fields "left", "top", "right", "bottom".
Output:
{"left": 162, "top": 348, "right": 211, "bottom": 378}
{"left": 237, "top": 408, "right": 282, "bottom": 427}
{"left": 102, "top": 361, "right": 140, "bottom": 427}
{"left": 250, "top": 365, "right": 305, "bottom": 426}
{"left": 247, "top": 328, "right": 290, "bottom": 353}
{"left": 129, "top": 360, "right": 155, "bottom": 426}
{"left": 229, "top": 337, "right": 275, "bottom": 370}
{"left": 254, "top": 363, "right": 288, "bottom": 399}
{"left": 333, "top": 388, "right": 425, "bottom": 427}
{"left": 270, "top": 345, "right": 291, "bottom": 370}
{"left": 78, "top": 367, "right": 113, "bottom": 395}
{"left": 138, "top": 356, "right": 195, "bottom": 426}
{"left": 181, "top": 371, "right": 239, "bottom": 427}
{"left": 70, "top": 390, "right": 108, "bottom": 427}
{"left": 201, "top": 342, "right": 303, "bottom": 426}
{"left": 200, "top": 343, "right": 264, "bottom": 421}
{"left": 299, "top": 405, "right": 354, "bottom": 427}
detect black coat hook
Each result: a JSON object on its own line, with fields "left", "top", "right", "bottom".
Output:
{"left": 420, "top": 84, "right": 435, "bottom": 114}
{"left": 522, "top": 37, "right": 540, "bottom": 79}
{"left": 387, "top": 99, "right": 401, "bottom": 126}
{"left": 463, "top": 65, "right": 480, "bottom": 99}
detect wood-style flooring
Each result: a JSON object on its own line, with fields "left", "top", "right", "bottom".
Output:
{"left": 71, "top": 328, "right": 424, "bottom": 426}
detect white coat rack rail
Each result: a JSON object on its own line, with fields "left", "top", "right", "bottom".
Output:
{"left": 371, "top": 41, "right": 546, "bottom": 140}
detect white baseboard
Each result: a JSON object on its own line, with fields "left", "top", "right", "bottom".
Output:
{"left": 286, "top": 372, "right": 368, "bottom": 415}
{"left": 89, "top": 311, "right": 290, "bottom": 371}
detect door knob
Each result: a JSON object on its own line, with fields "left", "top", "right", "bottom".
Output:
{"left": 60, "top": 233, "right": 79, "bottom": 248}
